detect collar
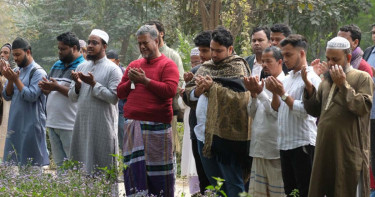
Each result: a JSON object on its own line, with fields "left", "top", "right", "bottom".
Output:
{"left": 159, "top": 44, "right": 168, "bottom": 53}
{"left": 372, "top": 47, "right": 375, "bottom": 53}
{"left": 19, "top": 61, "right": 35, "bottom": 72}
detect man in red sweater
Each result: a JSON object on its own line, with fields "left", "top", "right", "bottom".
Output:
{"left": 338, "top": 24, "right": 373, "bottom": 77}
{"left": 117, "top": 25, "right": 179, "bottom": 197}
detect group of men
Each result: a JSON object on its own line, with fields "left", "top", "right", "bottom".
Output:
{"left": 0, "top": 20, "right": 375, "bottom": 197}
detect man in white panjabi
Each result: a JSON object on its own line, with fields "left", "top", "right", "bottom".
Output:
{"left": 68, "top": 29, "right": 123, "bottom": 173}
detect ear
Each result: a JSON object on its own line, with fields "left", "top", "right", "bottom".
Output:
{"left": 347, "top": 53, "right": 352, "bottom": 63}
{"left": 300, "top": 49, "right": 306, "bottom": 59}
{"left": 228, "top": 46, "right": 234, "bottom": 55}
{"left": 155, "top": 37, "right": 159, "bottom": 46}
{"left": 103, "top": 43, "right": 108, "bottom": 51}
{"left": 277, "top": 59, "right": 283, "bottom": 66}
{"left": 353, "top": 39, "right": 359, "bottom": 48}
{"left": 159, "top": 31, "right": 164, "bottom": 39}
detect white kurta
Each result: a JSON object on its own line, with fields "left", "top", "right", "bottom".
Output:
{"left": 68, "top": 57, "right": 123, "bottom": 173}
{"left": 0, "top": 76, "right": 10, "bottom": 160}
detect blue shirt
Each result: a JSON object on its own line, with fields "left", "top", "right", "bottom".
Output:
{"left": 190, "top": 90, "right": 208, "bottom": 143}
{"left": 367, "top": 48, "right": 375, "bottom": 119}
{"left": 2, "top": 61, "right": 49, "bottom": 166}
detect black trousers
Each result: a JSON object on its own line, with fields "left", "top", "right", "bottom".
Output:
{"left": 191, "top": 138, "right": 210, "bottom": 194}
{"left": 280, "top": 145, "right": 314, "bottom": 197}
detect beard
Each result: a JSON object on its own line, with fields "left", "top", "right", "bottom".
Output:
{"left": 60, "top": 53, "right": 74, "bottom": 64}
{"left": 17, "top": 54, "right": 28, "bottom": 68}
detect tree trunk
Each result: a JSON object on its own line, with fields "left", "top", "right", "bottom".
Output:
{"left": 119, "top": 33, "right": 131, "bottom": 64}
{"left": 198, "top": 0, "right": 222, "bottom": 30}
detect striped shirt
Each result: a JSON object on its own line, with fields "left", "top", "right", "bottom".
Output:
{"left": 277, "top": 66, "right": 321, "bottom": 150}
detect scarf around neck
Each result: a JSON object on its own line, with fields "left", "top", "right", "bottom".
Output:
{"left": 351, "top": 47, "right": 364, "bottom": 69}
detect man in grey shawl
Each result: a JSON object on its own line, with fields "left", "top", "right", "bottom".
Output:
{"left": 68, "top": 29, "right": 123, "bottom": 173}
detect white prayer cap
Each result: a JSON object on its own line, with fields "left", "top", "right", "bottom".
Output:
{"left": 79, "top": 40, "right": 86, "bottom": 48}
{"left": 90, "top": 29, "right": 109, "bottom": 44}
{"left": 326, "top": 37, "right": 350, "bottom": 50}
{"left": 190, "top": 47, "right": 200, "bottom": 57}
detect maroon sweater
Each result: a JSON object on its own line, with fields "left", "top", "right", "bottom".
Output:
{"left": 117, "top": 54, "right": 179, "bottom": 123}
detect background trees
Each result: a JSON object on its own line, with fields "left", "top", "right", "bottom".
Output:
{"left": 0, "top": 0, "right": 373, "bottom": 70}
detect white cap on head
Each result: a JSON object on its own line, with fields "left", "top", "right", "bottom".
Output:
{"left": 90, "top": 29, "right": 109, "bottom": 44}
{"left": 190, "top": 47, "right": 200, "bottom": 57}
{"left": 326, "top": 37, "right": 350, "bottom": 50}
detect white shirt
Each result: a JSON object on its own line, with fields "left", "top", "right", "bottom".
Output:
{"left": 248, "top": 72, "right": 286, "bottom": 159}
{"left": 190, "top": 90, "right": 208, "bottom": 143}
{"left": 277, "top": 66, "right": 321, "bottom": 150}
{"left": 251, "top": 59, "right": 263, "bottom": 77}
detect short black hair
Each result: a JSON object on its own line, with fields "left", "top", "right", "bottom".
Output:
{"left": 280, "top": 34, "right": 308, "bottom": 51}
{"left": 146, "top": 20, "right": 165, "bottom": 39}
{"left": 194, "top": 30, "right": 212, "bottom": 48}
{"left": 270, "top": 24, "right": 291, "bottom": 37}
{"left": 57, "top": 32, "right": 80, "bottom": 51}
{"left": 339, "top": 24, "right": 362, "bottom": 46}
{"left": 372, "top": 24, "right": 375, "bottom": 28}
{"left": 12, "top": 37, "right": 32, "bottom": 53}
{"left": 251, "top": 26, "right": 270, "bottom": 40}
{"left": 211, "top": 26, "right": 233, "bottom": 48}
{"left": 263, "top": 46, "right": 283, "bottom": 61}
{"left": 106, "top": 49, "right": 119, "bottom": 59}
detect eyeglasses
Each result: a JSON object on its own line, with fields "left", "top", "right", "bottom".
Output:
{"left": 87, "top": 40, "right": 100, "bottom": 46}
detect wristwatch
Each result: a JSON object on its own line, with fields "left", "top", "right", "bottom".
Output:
{"left": 281, "top": 93, "right": 289, "bottom": 101}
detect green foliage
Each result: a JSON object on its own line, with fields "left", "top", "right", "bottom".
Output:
{"left": 176, "top": 29, "right": 195, "bottom": 71}
{"left": 290, "top": 189, "right": 300, "bottom": 197}
{"left": 205, "top": 177, "right": 227, "bottom": 197}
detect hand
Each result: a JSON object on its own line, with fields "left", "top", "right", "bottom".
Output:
{"left": 78, "top": 71, "right": 96, "bottom": 87}
{"left": 329, "top": 64, "right": 346, "bottom": 87}
{"left": 71, "top": 70, "right": 82, "bottom": 90}
{"left": 244, "top": 76, "right": 264, "bottom": 97}
{"left": 311, "top": 59, "right": 328, "bottom": 76}
{"left": 0, "top": 59, "right": 9, "bottom": 74}
{"left": 265, "top": 76, "right": 285, "bottom": 96}
{"left": 178, "top": 87, "right": 185, "bottom": 97}
{"left": 128, "top": 67, "right": 149, "bottom": 85}
{"left": 2, "top": 67, "right": 19, "bottom": 82}
{"left": 196, "top": 75, "right": 213, "bottom": 92}
{"left": 183, "top": 72, "right": 194, "bottom": 82}
{"left": 38, "top": 77, "right": 59, "bottom": 92}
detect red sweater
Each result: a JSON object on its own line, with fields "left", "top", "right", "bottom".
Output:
{"left": 358, "top": 58, "right": 373, "bottom": 77}
{"left": 117, "top": 54, "right": 179, "bottom": 123}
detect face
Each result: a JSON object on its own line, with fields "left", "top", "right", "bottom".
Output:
{"left": 251, "top": 30, "right": 271, "bottom": 54}
{"left": 261, "top": 51, "right": 282, "bottom": 77}
{"left": 325, "top": 48, "right": 350, "bottom": 69}
{"left": 0, "top": 47, "right": 11, "bottom": 61}
{"left": 210, "top": 40, "right": 233, "bottom": 63}
{"left": 109, "top": 58, "right": 120, "bottom": 66}
{"left": 281, "top": 44, "right": 302, "bottom": 71}
{"left": 190, "top": 55, "right": 201, "bottom": 67}
{"left": 58, "top": 41, "right": 74, "bottom": 63}
{"left": 338, "top": 31, "right": 357, "bottom": 50}
{"left": 372, "top": 26, "right": 375, "bottom": 44}
{"left": 270, "top": 32, "right": 286, "bottom": 47}
{"left": 80, "top": 47, "right": 87, "bottom": 59}
{"left": 12, "top": 48, "right": 29, "bottom": 68}
{"left": 137, "top": 33, "right": 159, "bottom": 60}
{"left": 198, "top": 46, "right": 211, "bottom": 62}
{"left": 87, "top": 35, "right": 105, "bottom": 61}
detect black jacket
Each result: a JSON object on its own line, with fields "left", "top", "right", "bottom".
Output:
{"left": 364, "top": 45, "right": 375, "bottom": 61}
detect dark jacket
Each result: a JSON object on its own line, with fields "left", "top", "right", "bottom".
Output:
{"left": 244, "top": 54, "right": 256, "bottom": 71}
{"left": 364, "top": 46, "right": 375, "bottom": 61}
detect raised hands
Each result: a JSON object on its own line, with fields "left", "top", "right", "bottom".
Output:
{"left": 0, "top": 59, "right": 18, "bottom": 82}
{"left": 183, "top": 72, "right": 194, "bottom": 82}
{"left": 265, "top": 76, "right": 285, "bottom": 96}
{"left": 38, "top": 77, "right": 58, "bottom": 94}
{"left": 244, "top": 76, "right": 264, "bottom": 97}
{"left": 329, "top": 64, "right": 346, "bottom": 87}
{"left": 301, "top": 66, "right": 314, "bottom": 97}
{"left": 194, "top": 75, "right": 213, "bottom": 97}
{"left": 128, "top": 67, "right": 149, "bottom": 85}
{"left": 78, "top": 72, "right": 96, "bottom": 87}
{"left": 311, "top": 59, "right": 328, "bottom": 76}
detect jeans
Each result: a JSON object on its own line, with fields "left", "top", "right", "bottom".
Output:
{"left": 197, "top": 140, "right": 244, "bottom": 197}
{"left": 48, "top": 128, "right": 73, "bottom": 166}
{"left": 118, "top": 114, "right": 125, "bottom": 150}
